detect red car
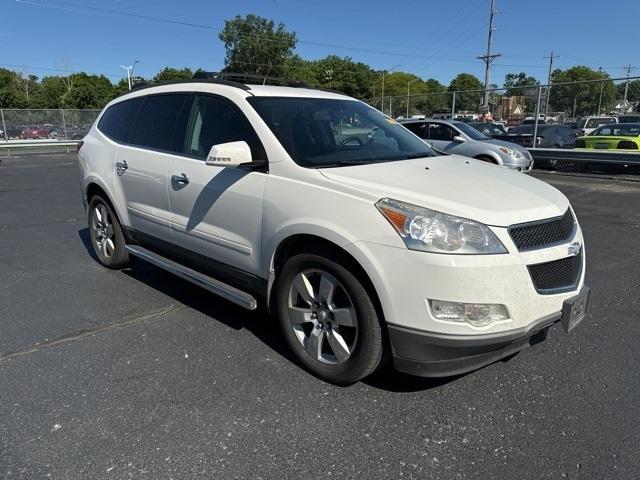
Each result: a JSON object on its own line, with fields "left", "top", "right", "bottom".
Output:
{"left": 20, "top": 126, "right": 51, "bottom": 139}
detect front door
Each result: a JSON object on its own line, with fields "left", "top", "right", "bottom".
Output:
{"left": 168, "top": 94, "right": 268, "bottom": 276}
{"left": 426, "top": 122, "right": 458, "bottom": 152}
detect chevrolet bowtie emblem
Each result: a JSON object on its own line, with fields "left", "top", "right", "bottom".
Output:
{"left": 568, "top": 241, "right": 581, "bottom": 257}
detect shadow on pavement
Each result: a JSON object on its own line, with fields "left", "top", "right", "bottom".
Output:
{"left": 78, "top": 227, "right": 460, "bottom": 393}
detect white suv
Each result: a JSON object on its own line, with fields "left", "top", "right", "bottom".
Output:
{"left": 79, "top": 78, "right": 589, "bottom": 384}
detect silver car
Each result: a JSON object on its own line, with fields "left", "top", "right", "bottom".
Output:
{"left": 400, "top": 119, "right": 533, "bottom": 171}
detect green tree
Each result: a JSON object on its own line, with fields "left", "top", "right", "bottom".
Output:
{"left": 371, "top": 72, "right": 447, "bottom": 117}
{"left": 31, "top": 76, "right": 67, "bottom": 108}
{"left": 617, "top": 79, "right": 640, "bottom": 103}
{"left": 61, "top": 73, "right": 114, "bottom": 109}
{"left": 283, "top": 55, "right": 317, "bottom": 86}
{"left": 219, "top": 14, "right": 297, "bottom": 78}
{"left": 549, "top": 66, "right": 616, "bottom": 116}
{"left": 0, "top": 68, "right": 27, "bottom": 108}
{"left": 503, "top": 72, "right": 539, "bottom": 95}
{"left": 311, "top": 56, "right": 376, "bottom": 99}
{"left": 448, "top": 73, "right": 483, "bottom": 112}
{"left": 153, "top": 67, "right": 193, "bottom": 83}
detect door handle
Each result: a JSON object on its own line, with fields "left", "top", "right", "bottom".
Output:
{"left": 171, "top": 173, "right": 189, "bottom": 185}
{"left": 115, "top": 160, "right": 128, "bottom": 175}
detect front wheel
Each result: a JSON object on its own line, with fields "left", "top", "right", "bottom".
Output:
{"left": 277, "top": 253, "right": 385, "bottom": 384}
{"left": 88, "top": 195, "right": 129, "bottom": 269}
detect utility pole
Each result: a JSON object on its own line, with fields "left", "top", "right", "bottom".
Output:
{"left": 623, "top": 64, "right": 635, "bottom": 105}
{"left": 543, "top": 51, "right": 557, "bottom": 119}
{"left": 477, "top": 0, "right": 500, "bottom": 110}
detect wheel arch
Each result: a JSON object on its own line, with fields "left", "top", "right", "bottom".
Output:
{"left": 266, "top": 233, "right": 385, "bottom": 325}
{"left": 84, "top": 177, "right": 127, "bottom": 225}
{"left": 474, "top": 151, "right": 502, "bottom": 165}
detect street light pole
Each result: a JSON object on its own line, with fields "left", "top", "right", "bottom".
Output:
{"left": 121, "top": 60, "right": 140, "bottom": 91}
{"left": 380, "top": 64, "right": 401, "bottom": 114}
{"left": 406, "top": 79, "right": 417, "bottom": 118}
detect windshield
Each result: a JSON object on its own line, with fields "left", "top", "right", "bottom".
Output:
{"left": 247, "top": 97, "right": 435, "bottom": 168}
{"left": 453, "top": 121, "right": 490, "bottom": 140}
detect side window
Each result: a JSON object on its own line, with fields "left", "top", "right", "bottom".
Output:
{"left": 131, "top": 94, "right": 191, "bottom": 152}
{"left": 428, "top": 123, "right": 455, "bottom": 141}
{"left": 97, "top": 97, "right": 144, "bottom": 143}
{"left": 403, "top": 122, "right": 427, "bottom": 139}
{"left": 184, "top": 95, "right": 266, "bottom": 160}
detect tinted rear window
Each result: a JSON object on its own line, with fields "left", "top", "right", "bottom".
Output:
{"left": 586, "top": 118, "right": 616, "bottom": 128}
{"left": 98, "top": 98, "right": 144, "bottom": 143}
{"left": 132, "top": 94, "right": 191, "bottom": 152}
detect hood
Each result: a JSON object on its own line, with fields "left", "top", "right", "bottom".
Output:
{"left": 486, "top": 138, "right": 530, "bottom": 151}
{"left": 319, "top": 155, "right": 568, "bottom": 227}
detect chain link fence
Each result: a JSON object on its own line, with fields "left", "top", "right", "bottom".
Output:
{"left": 364, "top": 76, "right": 640, "bottom": 147}
{"left": 364, "top": 76, "right": 640, "bottom": 176}
{"left": 0, "top": 109, "right": 100, "bottom": 141}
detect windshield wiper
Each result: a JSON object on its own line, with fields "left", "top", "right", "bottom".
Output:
{"left": 317, "top": 159, "right": 377, "bottom": 168}
{"left": 405, "top": 152, "right": 434, "bottom": 159}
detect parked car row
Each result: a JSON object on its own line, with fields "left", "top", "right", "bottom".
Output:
{"left": 1, "top": 124, "right": 93, "bottom": 140}
{"left": 461, "top": 115, "right": 640, "bottom": 151}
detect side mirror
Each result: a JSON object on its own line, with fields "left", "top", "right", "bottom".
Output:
{"left": 205, "top": 141, "right": 252, "bottom": 168}
{"left": 453, "top": 135, "right": 467, "bottom": 143}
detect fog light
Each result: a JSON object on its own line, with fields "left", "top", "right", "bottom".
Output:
{"left": 428, "top": 300, "right": 510, "bottom": 327}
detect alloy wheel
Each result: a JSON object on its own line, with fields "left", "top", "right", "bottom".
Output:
{"left": 92, "top": 204, "right": 115, "bottom": 258}
{"left": 287, "top": 269, "right": 358, "bottom": 364}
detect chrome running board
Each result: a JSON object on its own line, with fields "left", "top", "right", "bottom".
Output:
{"left": 125, "top": 245, "right": 258, "bottom": 310}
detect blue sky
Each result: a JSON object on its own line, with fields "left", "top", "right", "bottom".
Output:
{"left": 2, "top": 0, "right": 639, "bottom": 86}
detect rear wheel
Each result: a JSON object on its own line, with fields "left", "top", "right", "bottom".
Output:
{"left": 277, "top": 252, "right": 385, "bottom": 384}
{"left": 88, "top": 195, "right": 129, "bottom": 269}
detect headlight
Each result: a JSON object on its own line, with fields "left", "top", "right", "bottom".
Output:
{"left": 498, "top": 147, "right": 524, "bottom": 159}
{"left": 376, "top": 198, "right": 507, "bottom": 254}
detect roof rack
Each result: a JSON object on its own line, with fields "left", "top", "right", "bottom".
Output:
{"left": 194, "top": 71, "right": 308, "bottom": 88}
{"left": 118, "top": 71, "right": 338, "bottom": 99}
{"left": 123, "top": 76, "right": 251, "bottom": 95}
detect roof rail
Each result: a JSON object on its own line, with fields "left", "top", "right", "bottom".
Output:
{"left": 195, "top": 71, "right": 308, "bottom": 88}
{"left": 118, "top": 76, "right": 251, "bottom": 97}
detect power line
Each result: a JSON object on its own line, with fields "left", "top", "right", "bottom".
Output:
{"left": 14, "top": 0, "right": 488, "bottom": 62}
{"left": 0, "top": 63, "right": 122, "bottom": 79}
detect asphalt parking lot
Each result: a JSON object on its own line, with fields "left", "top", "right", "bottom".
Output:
{"left": 1, "top": 153, "right": 639, "bottom": 480}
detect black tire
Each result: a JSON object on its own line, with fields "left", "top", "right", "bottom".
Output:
{"left": 276, "top": 252, "right": 385, "bottom": 385}
{"left": 88, "top": 194, "right": 129, "bottom": 269}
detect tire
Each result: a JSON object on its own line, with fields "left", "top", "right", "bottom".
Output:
{"left": 276, "top": 252, "right": 385, "bottom": 384}
{"left": 88, "top": 194, "right": 129, "bottom": 269}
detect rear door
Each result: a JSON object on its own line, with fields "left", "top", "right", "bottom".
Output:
{"left": 111, "top": 93, "right": 191, "bottom": 239}
{"left": 168, "top": 94, "right": 268, "bottom": 276}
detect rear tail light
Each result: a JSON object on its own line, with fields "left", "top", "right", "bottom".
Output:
{"left": 76, "top": 140, "right": 84, "bottom": 153}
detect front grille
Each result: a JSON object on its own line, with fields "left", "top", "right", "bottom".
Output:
{"left": 509, "top": 209, "right": 575, "bottom": 251}
{"left": 528, "top": 250, "right": 582, "bottom": 294}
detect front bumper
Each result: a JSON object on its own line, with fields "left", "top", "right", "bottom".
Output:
{"left": 502, "top": 155, "right": 534, "bottom": 172}
{"left": 389, "top": 286, "right": 590, "bottom": 377}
